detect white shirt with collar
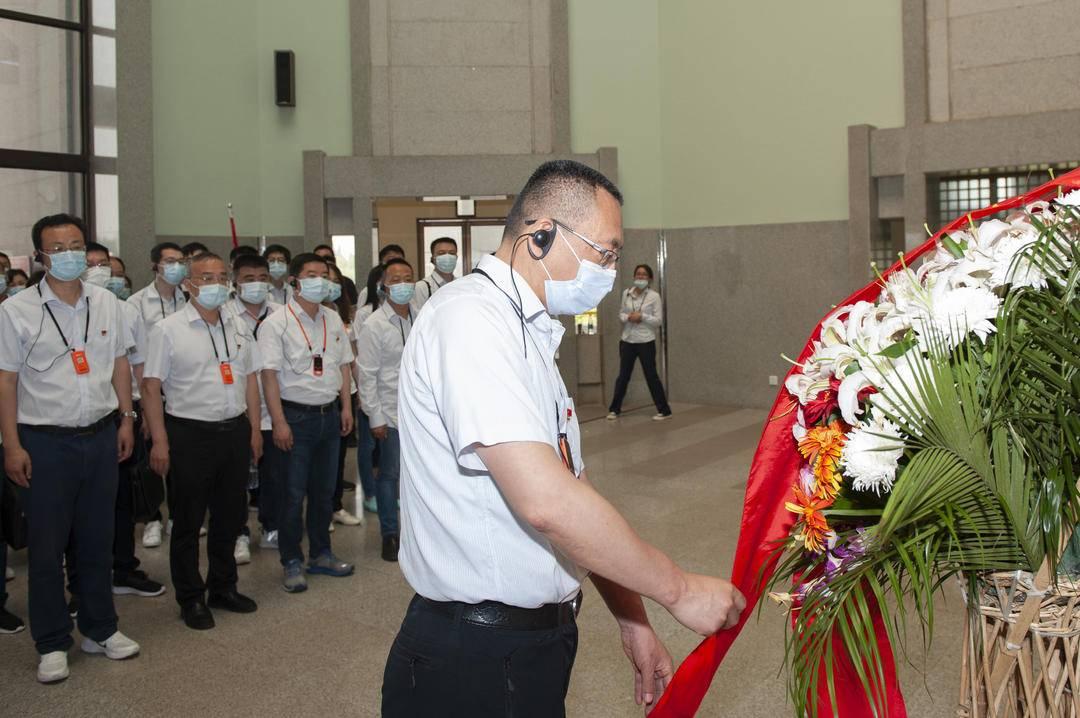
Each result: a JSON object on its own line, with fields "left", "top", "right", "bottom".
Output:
{"left": 224, "top": 296, "right": 282, "bottom": 430}
{"left": 413, "top": 270, "right": 453, "bottom": 310}
{"left": 397, "top": 253, "right": 585, "bottom": 608}
{"left": 0, "top": 279, "right": 129, "bottom": 427}
{"left": 619, "top": 286, "right": 663, "bottom": 343}
{"left": 268, "top": 283, "right": 292, "bottom": 307}
{"left": 120, "top": 300, "right": 147, "bottom": 401}
{"left": 144, "top": 302, "right": 261, "bottom": 423}
{"left": 355, "top": 301, "right": 412, "bottom": 429}
{"left": 257, "top": 298, "right": 354, "bottom": 406}
{"left": 127, "top": 280, "right": 186, "bottom": 336}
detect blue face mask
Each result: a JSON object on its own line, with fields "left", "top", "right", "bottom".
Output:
{"left": 161, "top": 262, "right": 187, "bottom": 285}
{"left": 238, "top": 281, "right": 269, "bottom": 305}
{"left": 117, "top": 286, "right": 131, "bottom": 300}
{"left": 48, "top": 250, "right": 88, "bottom": 282}
{"left": 327, "top": 282, "right": 342, "bottom": 302}
{"left": 633, "top": 279, "right": 649, "bottom": 290}
{"left": 8, "top": 286, "right": 25, "bottom": 297}
{"left": 434, "top": 254, "right": 458, "bottom": 274}
{"left": 387, "top": 282, "right": 415, "bottom": 305}
{"left": 298, "top": 277, "right": 329, "bottom": 303}
{"left": 0, "top": 276, "right": 6, "bottom": 295}
{"left": 268, "top": 261, "right": 288, "bottom": 280}
{"left": 105, "top": 276, "right": 127, "bottom": 297}
{"left": 540, "top": 230, "right": 616, "bottom": 316}
{"left": 194, "top": 283, "right": 229, "bottom": 310}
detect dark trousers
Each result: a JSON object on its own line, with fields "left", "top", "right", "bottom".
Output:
{"left": 257, "top": 429, "right": 282, "bottom": 532}
{"left": 65, "top": 449, "right": 139, "bottom": 594}
{"left": 0, "top": 445, "right": 8, "bottom": 608}
{"left": 375, "top": 428, "right": 401, "bottom": 538}
{"left": 165, "top": 415, "right": 250, "bottom": 607}
{"left": 333, "top": 421, "right": 349, "bottom": 513}
{"left": 382, "top": 595, "right": 579, "bottom": 717}
{"left": 279, "top": 404, "right": 340, "bottom": 566}
{"left": 609, "top": 340, "right": 671, "bottom": 415}
{"left": 18, "top": 423, "right": 119, "bottom": 654}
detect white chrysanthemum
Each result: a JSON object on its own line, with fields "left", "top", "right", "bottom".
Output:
{"left": 839, "top": 415, "right": 906, "bottom": 495}
{"left": 1058, "top": 189, "right": 1080, "bottom": 207}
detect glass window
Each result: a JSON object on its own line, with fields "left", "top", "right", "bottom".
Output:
{"left": 92, "top": 33, "right": 116, "bottom": 157}
{"left": 330, "top": 234, "right": 356, "bottom": 282}
{"left": 0, "top": 0, "right": 78, "bottom": 22}
{"left": 91, "top": 0, "right": 114, "bottom": 30}
{"left": 469, "top": 224, "right": 504, "bottom": 273}
{"left": 0, "top": 167, "right": 83, "bottom": 253}
{"left": 0, "top": 19, "right": 82, "bottom": 154}
{"left": 94, "top": 173, "right": 118, "bottom": 254}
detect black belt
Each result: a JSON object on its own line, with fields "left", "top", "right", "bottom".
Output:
{"left": 165, "top": 414, "right": 248, "bottom": 432}
{"left": 281, "top": 399, "right": 339, "bottom": 415}
{"left": 20, "top": 411, "right": 118, "bottom": 437}
{"left": 415, "top": 592, "right": 582, "bottom": 630}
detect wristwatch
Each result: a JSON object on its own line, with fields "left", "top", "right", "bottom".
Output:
{"left": 121, "top": 410, "right": 138, "bottom": 420}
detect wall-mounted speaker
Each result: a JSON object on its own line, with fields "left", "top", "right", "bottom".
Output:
{"left": 274, "top": 50, "right": 295, "bottom": 107}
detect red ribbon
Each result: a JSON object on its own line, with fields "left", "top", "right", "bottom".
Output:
{"left": 649, "top": 168, "right": 1080, "bottom": 717}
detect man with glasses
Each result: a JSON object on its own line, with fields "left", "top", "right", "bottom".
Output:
{"left": 0, "top": 214, "right": 141, "bottom": 683}
{"left": 413, "top": 237, "right": 458, "bottom": 310}
{"left": 128, "top": 241, "right": 187, "bottom": 548}
{"left": 263, "top": 244, "right": 293, "bottom": 306}
{"left": 258, "top": 253, "right": 355, "bottom": 593}
{"left": 142, "top": 253, "right": 263, "bottom": 631}
{"left": 383, "top": 161, "right": 745, "bottom": 715}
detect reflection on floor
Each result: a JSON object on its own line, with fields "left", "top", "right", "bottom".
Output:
{"left": 0, "top": 403, "right": 963, "bottom": 716}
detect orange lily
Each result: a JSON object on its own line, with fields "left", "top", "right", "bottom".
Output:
{"left": 784, "top": 486, "right": 833, "bottom": 553}
{"left": 798, "top": 420, "right": 846, "bottom": 501}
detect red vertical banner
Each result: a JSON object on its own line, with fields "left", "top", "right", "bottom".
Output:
{"left": 227, "top": 202, "right": 238, "bottom": 249}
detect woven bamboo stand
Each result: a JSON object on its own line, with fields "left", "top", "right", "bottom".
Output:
{"left": 957, "top": 570, "right": 1080, "bottom": 718}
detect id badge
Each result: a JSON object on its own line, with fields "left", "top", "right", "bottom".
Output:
{"left": 71, "top": 350, "right": 90, "bottom": 375}
{"left": 313, "top": 355, "right": 324, "bottom": 377}
{"left": 219, "top": 362, "right": 235, "bottom": 385}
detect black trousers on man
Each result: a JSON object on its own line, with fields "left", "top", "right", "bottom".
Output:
{"left": 165, "top": 415, "right": 249, "bottom": 608}
{"left": 608, "top": 340, "right": 672, "bottom": 415}
{"left": 382, "top": 595, "right": 579, "bottom": 717}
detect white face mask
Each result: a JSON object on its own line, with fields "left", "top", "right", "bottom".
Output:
{"left": 540, "top": 228, "right": 616, "bottom": 316}
{"left": 84, "top": 265, "right": 112, "bottom": 287}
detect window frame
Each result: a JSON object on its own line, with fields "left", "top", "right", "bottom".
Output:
{"left": 415, "top": 217, "right": 507, "bottom": 278}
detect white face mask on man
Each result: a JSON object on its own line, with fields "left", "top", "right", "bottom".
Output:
{"left": 540, "top": 226, "right": 616, "bottom": 316}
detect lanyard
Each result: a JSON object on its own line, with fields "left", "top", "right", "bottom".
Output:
{"left": 38, "top": 286, "right": 90, "bottom": 351}
{"left": 157, "top": 291, "right": 176, "bottom": 321}
{"left": 245, "top": 305, "right": 269, "bottom": 339}
{"left": 628, "top": 288, "right": 646, "bottom": 313}
{"left": 205, "top": 320, "right": 231, "bottom": 362}
{"left": 394, "top": 309, "right": 412, "bottom": 345}
{"left": 287, "top": 305, "right": 327, "bottom": 355}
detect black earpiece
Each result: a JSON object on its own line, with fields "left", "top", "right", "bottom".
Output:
{"left": 523, "top": 221, "right": 555, "bottom": 260}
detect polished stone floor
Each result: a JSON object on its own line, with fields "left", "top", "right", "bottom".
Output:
{"left": 0, "top": 403, "right": 963, "bottom": 716}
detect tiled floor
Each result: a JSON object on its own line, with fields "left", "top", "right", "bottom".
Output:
{"left": 0, "top": 403, "right": 963, "bottom": 716}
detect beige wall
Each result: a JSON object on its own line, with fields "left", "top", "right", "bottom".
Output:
{"left": 927, "top": 0, "right": 1080, "bottom": 122}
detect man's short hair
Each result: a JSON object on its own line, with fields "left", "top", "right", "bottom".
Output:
{"left": 289, "top": 252, "right": 328, "bottom": 278}
{"left": 151, "top": 242, "right": 183, "bottom": 265}
{"left": 85, "top": 241, "right": 110, "bottom": 259}
{"left": 263, "top": 244, "right": 292, "bottom": 263}
{"left": 32, "top": 213, "right": 86, "bottom": 251}
{"left": 378, "top": 244, "right": 406, "bottom": 262}
{"left": 313, "top": 243, "right": 335, "bottom": 258}
{"left": 383, "top": 257, "right": 413, "bottom": 272}
{"left": 0, "top": 251, "right": 9, "bottom": 263}
{"left": 429, "top": 236, "right": 458, "bottom": 254}
{"left": 229, "top": 245, "right": 258, "bottom": 263}
{"left": 504, "top": 160, "right": 623, "bottom": 240}
{"left": 189, "top": 252, "right": 225, "bottom": 272}
{"left": 111, "top": 255, "right": 127, "bottom": 272}
{"left": 182, "top": 241, "right": 209, "bottom": 257}
{"left": 233, "top": 253, "right": 269, "bottom": 273}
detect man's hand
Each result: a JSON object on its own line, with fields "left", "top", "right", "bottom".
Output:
{"left": 371, "top": 425, "right": 388, "bottom": 441}
{"left": 140, "top": 420, "right": 152, "bottom": 442}
{"left": 340, "top": 409, "right": 354, "bottom": 437}
{"left": 149, "top": 441, "right": 170, "bottom": 478}
{"left": 250, "top": 430, "right": 264, "bottom": 464}
{"left": 628, "top": 311, "right": 642, "bottom": 323}
{"left": 117, "top": 419, "right": 135, "bottom": 462}
{"left": 4, "top": 446, "right": 32, "bottom": 487}
{"left": 272, "top": 422, "right": 293, "bottom": 452}
{"left": 667, "top": 574, "right": 745, "bottom": 635}
{"left": 620, "top": 622, "right": 674, "bottom": 712}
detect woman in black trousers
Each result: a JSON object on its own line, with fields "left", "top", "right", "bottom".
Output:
{"left": 607, "top": 264, "right": 672, "bottom": 421}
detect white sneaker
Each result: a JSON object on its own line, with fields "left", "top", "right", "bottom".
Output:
{"left": 199, "top": 526, "right": 207, "bottom": 537}
{"left": 606, "top": 412, "right": 618, "bottom": 420}
{"left": 81, "top": 631, "right": 140, "bottom": 660}
{"left": 142, "top": 521, "right": 163, "bottom": 548}
{"left": 5, "top": 566, "right": 14, "bottom": 580}
{"left": 332, "top": 509, "right": 363, "bottom": 526}
{"left": 652, "top": 413, "right": 672, "bottom": 421}
{"left": 259, "top": 529, "right": 279, "bottom": 550}
{"left": 37, "top": 651, "right": 69, "bottom": 683}
{"left": 234, "top": 535, "right": 251, "bottom": 565}
{"left": 328, "top": 522, "right": 335, "bottom": 533}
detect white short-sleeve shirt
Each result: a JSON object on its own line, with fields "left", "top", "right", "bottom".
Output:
{"left": 397, "top": 254, "right": 585, "bottom": 608}
{"left": 0, "top": 279, "right": 128, "bottom": 427}
{"left": 355, "top": 302, "right": 412, "bottom": 429}
{"left": 120, "top": 300, "right": 147, "bottom": 401}
{"left": 143, "top": 303, "right": 262, "bottom": 422}
{"left": 257, "top": 298, "right": 354, "bottom": 406}
{"left": 127, "top": 281, "right": 186, "bottom": 336}
{"left": 225, "top": 296, "right": 282, "bottom": 430}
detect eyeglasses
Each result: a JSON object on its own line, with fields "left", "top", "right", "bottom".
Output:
{"left": 41, "top": 243, "right": 87, "bottom": 255}
{"left": 191, "top": 274, "right": 229, "bottom": 284}
{"left": 553, "top": 220, "right": 620, "bottom": 269}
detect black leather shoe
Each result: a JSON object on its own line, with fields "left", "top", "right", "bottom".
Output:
{"left": 207, "top": 590, "right": 258, "bottom": 614}
{"left": 181, "top": 601, "right": 215, "bottom": 630}
{"left": 381, "top": 535, "right": 399, "bottom": 563}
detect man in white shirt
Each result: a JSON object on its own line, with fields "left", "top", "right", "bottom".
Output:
{"left": 128, "top": 241, "right": 188, "bottom": 548}
{"left": 383, "top": 161, "right": 744, "bottom": 715}
{"left": 356, "top": 243, "right": 406, "bottom": 307}
{"left": 0, "top": 214, "right": 141, "bottom": 684}
{"left": 226, "top": 253, "right": 283, "bottom": 559}
{"left": 142, "top": 252, "right": 263, "bottom": 631}
{"left": 412, "top": 236, "right": 457, "bottom": 309}
{"left": 355, "top": 257, "right": 414, "bottom": 561}
{"left": 607, "top": 263, "right": 673, "bottom": 421}
{"left": 262, "top": 244, "right": 292, "bottom": 306}
{"left": 259, "top": 253, "right": 355, "bottom": 593}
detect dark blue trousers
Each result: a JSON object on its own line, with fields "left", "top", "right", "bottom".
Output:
{"left": 278, "top": 404, "right": 339, "bottom": 566}
{"left": 18, "top": 423, "right": 119, "bottom": 654}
